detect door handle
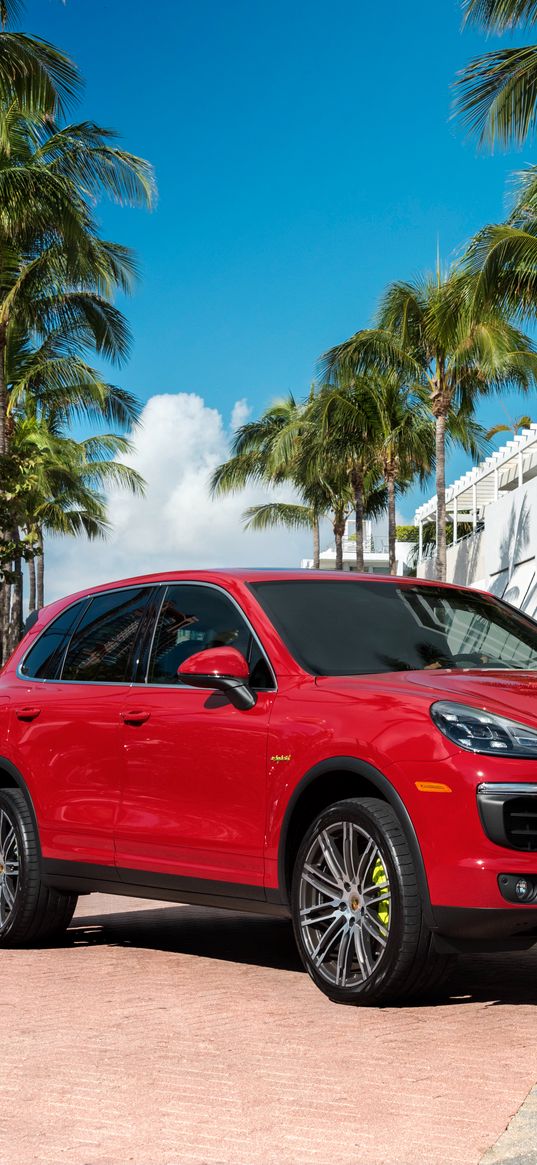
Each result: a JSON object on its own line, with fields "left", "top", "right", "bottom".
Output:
{"left": 15, "top": 706, "right": 41, "bottom": 722}
{"left": 120, "top": 710, "right": 151, "bottom": 725}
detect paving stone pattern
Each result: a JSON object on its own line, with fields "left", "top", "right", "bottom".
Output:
{"left": 1, "top": 894, "right": 537, "bottom": 1165}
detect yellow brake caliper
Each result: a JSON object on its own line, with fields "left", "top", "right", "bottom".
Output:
{"left": 371, "top": 856, "right": 390, "bottom": 929}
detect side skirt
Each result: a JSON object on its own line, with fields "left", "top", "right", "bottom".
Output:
{"left": 42, "top": 859, "right": 291, "bottom": 918}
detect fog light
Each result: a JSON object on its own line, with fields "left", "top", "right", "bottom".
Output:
{"left": 498, "top": 874, "right": 537, "bottom": 903}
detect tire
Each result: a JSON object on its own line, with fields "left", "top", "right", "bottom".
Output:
{"left": 0, "top": 788, "right": 77, "bottom": 947}
{"left": 291, "top": 797, "right": 452, "bottom": 1006}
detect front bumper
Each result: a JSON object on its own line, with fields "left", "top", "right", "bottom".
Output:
{"left": 392, "top": 755, "right": 537, "bottom": 915}
{"left": 427, "top": 780, "right": 537, "bottom": 950}
{"left": 431, "top": 905, "right": 537, "bottom": 952}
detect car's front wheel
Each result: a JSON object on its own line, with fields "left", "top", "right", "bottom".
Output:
{"left": 292, "top": 797, "right": 451, "bottom": 1005}
{"left": 0, "top": 788, "right": 77, "bottom": 947}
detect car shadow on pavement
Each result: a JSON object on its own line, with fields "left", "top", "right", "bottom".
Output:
{"left": 446, "top": 951, "right": 537, "bottom": 1006}
{"left": 60, "top": 901, "right": 537, "bottom": 1003}
{"left": 66, "top": 904, "right": 305, "bottom": 973}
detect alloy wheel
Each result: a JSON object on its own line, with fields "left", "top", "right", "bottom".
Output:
{"left": 298, "top": 820, "right": 391, "bottom": 988}
{"left": 0, "top": 807, "right": 20, "bottom": 931}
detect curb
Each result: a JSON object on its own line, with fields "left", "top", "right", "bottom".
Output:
{"left": 481, "top": 1086, "right": 537, "bottom": 1164}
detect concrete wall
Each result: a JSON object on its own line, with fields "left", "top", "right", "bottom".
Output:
{"left": 417, "top": 477, "right": 537, "bottom": 614}
{"left": 417, "top": 534, "right": 486, "bottom": 585}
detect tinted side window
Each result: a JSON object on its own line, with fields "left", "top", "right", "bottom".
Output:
{"left": 61, "top": 587, "right": 152, "bottom": 683}
{"left": 252, "top": 580, "right": 537, "bottom": 675}
{"left": 20, "top": 600, "right": 88, "bottom": 679}
{"left": 148, "top": 584, "right": 272, "bottom": 687}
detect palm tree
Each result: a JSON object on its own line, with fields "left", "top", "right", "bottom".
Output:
{"left": 210, "top": 395, "right": 323, "bottom": 563}
{"left": 311, "top": 380, "right": 384, "bottom": 572}
{"left": 8, "top": 413, "right": 144, "bottom": 628}
{"left": 4, "top": 318, "right": 144, "bottom": 615}
{"left": 365, "top": 374, "right": 434, "bottom": 574}
{"left": 242, "top": 468, "right": 387, "bottom": 571}
{"left": 312, "top": 375, "right": 434, "bottom": 574}
{"left": 455, "top": 0, "right": 537, "bottom": 148}
{"left": 0, "top": 106, "right": 155, "bottom": 457}
{"left": 0, "top": 1, "right": 80, "bottom": 116}
{"left": 321, "top": 267, "right": 537, "bottom": 581}
{"left": 0, "top": 102, "right": 153, "bottom": 654}
{"left": 485, "top": 412, "right": 533, "bottom": 439}
{"left": 241, "top": 502, "right": 324, "bottom": 567}
{"left": 212, "top": 390, "right": 389, "bottom": 571}
{"left": 0, "top": 311, "right": 145, "bottom": 653}
{"left": 2, "top": 415, "right": 108, "bottom": 648}
{"left": 463, "top": 168, "right": 537, "bottom": 318}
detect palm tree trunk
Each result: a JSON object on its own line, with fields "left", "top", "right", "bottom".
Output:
{"left": 0, "top": 324, "right": 7, "bottom": 457}
{"left": 8, "top": 540, "right": 22, "bottom": 654}
{"left": 28, "top": 555, "right": 36, "bottom": 613}
{"left": 312, "top": 518, "right": 320, "bottom": 569}
{"left": 333, "top": 512, "right": 345, "bottom": 570}
{"left": 0, "top": 325, "right": 8, "bottom": 650}
{"left": 387, "top": 471, "right": 397, "bottom": 575}
{"left": 351, "top": 465, "right": 365, "bottom": 571}
{"left": 36, "top": 536, "right": 44, "bottom": 609}
{"left": 0, "top": 578, "right": 9, "bottom": 665}
{"left": 435, "top": 413, "right": 447, "bottom": 582}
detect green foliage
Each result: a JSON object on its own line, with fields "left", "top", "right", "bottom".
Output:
{"left": 243, "top": 503, "right": 316, "bottom": 532}
{"left": 462, "top": 1, "right": 537, "bottom": 33}
{"left": 456, "top": 0, "right": 537, "bottom": 149}
{"left": 395, "top": 525, "right": 418, "bottom": 542}
{"left": 320, "top": 263, "right": 535, "bottom": 579}
{"left": 0, "top": 6, "right": 154, "bottom": 657}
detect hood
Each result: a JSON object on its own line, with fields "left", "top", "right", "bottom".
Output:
{"left": 315, "top": 669, "right": 537, "bottom": 728}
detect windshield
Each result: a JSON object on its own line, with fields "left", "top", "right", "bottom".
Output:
{"left": 251, "top": 580, "right": 537, "bottom": 676}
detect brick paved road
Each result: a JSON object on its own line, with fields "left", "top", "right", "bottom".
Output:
{"left": 1, "top": 894, "right": 537, "bottom": 1165}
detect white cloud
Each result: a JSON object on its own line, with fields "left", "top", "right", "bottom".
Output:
{"left": 229, "top": 398, "right": 250, "bottom": 432}
{"left": 44, "top": 392, "right": 314, "bottom": 603}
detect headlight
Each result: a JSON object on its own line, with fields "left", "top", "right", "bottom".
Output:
{"left": 430, "top": 701, "right": 537, "bottom": 758}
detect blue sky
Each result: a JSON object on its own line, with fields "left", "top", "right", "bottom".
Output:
{"left": 24, "top": 0, "right": 536, "bottom": 521}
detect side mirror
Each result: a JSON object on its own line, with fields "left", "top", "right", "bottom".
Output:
{"left": 177, "top": 646, "right": 257, "bottom": 710}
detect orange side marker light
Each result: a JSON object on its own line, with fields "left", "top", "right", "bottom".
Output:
{"left": 415, "top": 781, "right": 453, "bottom": 793}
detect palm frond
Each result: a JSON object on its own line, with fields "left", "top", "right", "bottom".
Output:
{"left": 31, "top": 293, "right": 132, "bottom": 365}
{"left": 34, "top": 122, "right": 156, "bottom": 209}
{"left": 242, "top": 502, "right": 315, "bottom": 532}
{"left": 319, "top": 327, "right": 422, "bottom": 384}
{"left": 79, "top": 458, "right": 145, "bottom": 494}
{"left": 210, "top": 450, "right": 271, "bottom": 495}
{"left": 454, "top": 44, "right": 537, "bottom": 148}
{"left": 485, "top": 421, "right": 511, "bottom": 437}
{"left": 462, "top": 0, "right": 537, "bottom": 30}
{"left": 464, "top": 222, "right": 537, "bottom": 313}
{"left": 0, "top": 34, "right": 81, "bottom": 116}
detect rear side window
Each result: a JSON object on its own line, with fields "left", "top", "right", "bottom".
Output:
{"left": 20, "top": 600, "right": 88, "bottom": 679}
{"left": 61, "top": 587, "right": 152, "bottom": 683}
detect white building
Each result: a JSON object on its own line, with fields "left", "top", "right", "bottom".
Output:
{"left": 414, "top": 423, "right": 537, "bottom": 618}
{"left": 301, "top": 519, "right": 415, "bottom": 575}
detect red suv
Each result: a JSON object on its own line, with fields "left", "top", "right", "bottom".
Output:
{"left": 3, "top": 569, "right": 537, "bottom": 1005}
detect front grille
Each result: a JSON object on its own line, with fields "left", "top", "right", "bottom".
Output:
{"left": 504, "top": 797, "right": 537, "bottom": 851}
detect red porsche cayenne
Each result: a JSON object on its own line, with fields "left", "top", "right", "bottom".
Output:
{"left": 2, "top": 568, "right": 537, "bottom": 1005}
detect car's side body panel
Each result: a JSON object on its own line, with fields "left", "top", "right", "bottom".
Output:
{"left": 115, "top": 685, "right": 276, "bottom": 885}
{"left": 7, "top": 678, "right": 126, "bottom": 864}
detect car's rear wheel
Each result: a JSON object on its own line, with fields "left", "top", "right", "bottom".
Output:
{"left": 0, "top": 788, "right": 77, "bottom": 947}
{"left": 292, "top": 797, "right": 452, "bottom": 1005}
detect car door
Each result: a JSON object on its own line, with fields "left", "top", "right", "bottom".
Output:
{"left": 115, "top": 582, "right": 276, "bottom": 890}
{"left": 9, "top": 585, "right": 153, "bottom": 869}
